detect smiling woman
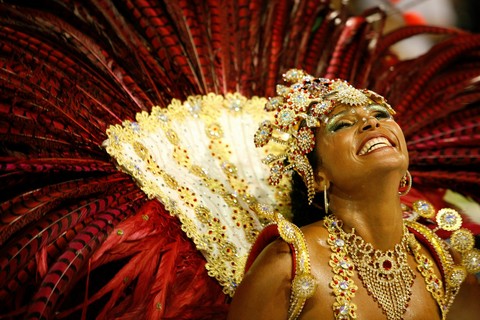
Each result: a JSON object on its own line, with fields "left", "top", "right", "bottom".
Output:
{"left": 228, "top": 70, "right": 480, "bottom": 320}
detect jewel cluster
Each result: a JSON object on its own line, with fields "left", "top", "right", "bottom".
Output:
{"left": 412, "top": 200, "right": 480, "bottom": 276}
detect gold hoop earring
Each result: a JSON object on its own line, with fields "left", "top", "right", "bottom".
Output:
{"left": 324, "top": 184, "right": 329, "bottom": 214}
{"left": 399, "top": 170, "right": 412, "bottom": 196}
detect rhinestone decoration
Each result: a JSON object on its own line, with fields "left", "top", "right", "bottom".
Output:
{"left": 253, "top": 202, "right": 275, "bottom": 220}
{"left": 310, "top": 100, "right": 334, "bottom": 118}
{"left": 446, "top": 265, "right": 467, "bottom": 287}
{"left": 278, "top": 219, "right": 296, "bottom": 243}
{"left": 436, "top": 208, "right": 462, "bottom": 231}
{"left": 206, "top": 123, "right": 223, "bottom": 139}
{"left": 292, "top": 273, "right": 317, "bottom": 298}
{"left": 268, "top": 162, "right": 283, "bottom": 185}
{"left": 288, "top": 90, "right": 310, "bottom": 110}
{"left": 275, "top": 84, "right": 289, "bottom": 96}
{"left": 265, "top": 96, "right": 284, "bottom": 111}
{"left": 450, "top": 228, "right": 475, "bottom": 253}
{"left": 253, "top": 121, "right": 273, "bottom": 147}
{"left": 412, "top": 200, "right": 435, "bottom": 219}
{"left": 329, "top": 81, "right": 369, "bottom": 106}
{"left": 296, "top": 127, "right": 315, "bottom": 154}
{"left": 283, "top": 68, "right": 306, "bottom": 82}
{"left": 186, "top": 100, "right": 202, "bottom": 116}
{"left": 462, "top": 248, "right": 480, "bottom": 274}
{"left": 276, "top": 108, "right": 297, "bottom": 128}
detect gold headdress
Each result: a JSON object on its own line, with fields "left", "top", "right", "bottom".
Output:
{"left": 254, "top": 69, "right": 395, "bottom": 204}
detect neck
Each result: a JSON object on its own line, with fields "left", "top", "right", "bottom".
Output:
{"left": 328, "top": 175, "right": 405, "bottom": 250}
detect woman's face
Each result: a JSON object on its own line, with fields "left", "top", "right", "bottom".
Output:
{"left": 313, "top": 103, "right": 409, "bottom": 192}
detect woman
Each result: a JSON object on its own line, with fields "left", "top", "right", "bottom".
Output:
{"left": 228, "top": 70, "right": 480, "bottom": 319}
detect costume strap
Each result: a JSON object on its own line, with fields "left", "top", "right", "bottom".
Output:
{"left": 405, "top": 220, "right": 461, "bottom": 318}
{"left": 245, "top": 215, "right": 316, "bottom": 320}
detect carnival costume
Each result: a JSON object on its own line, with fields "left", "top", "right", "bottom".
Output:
{"left": 1, "top": 1, "right": 480, "bottom": 319}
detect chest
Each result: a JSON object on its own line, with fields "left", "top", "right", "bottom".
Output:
{"left": 303, "top": 248, "right": 442, "bottom": 320}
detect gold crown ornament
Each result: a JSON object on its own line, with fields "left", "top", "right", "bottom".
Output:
{"left": 254, "top": 69, "right": 395, "bottom": 204}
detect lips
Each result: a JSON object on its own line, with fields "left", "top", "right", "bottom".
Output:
{"left": 358, "top": 136, "right": 393, "bottom": 155}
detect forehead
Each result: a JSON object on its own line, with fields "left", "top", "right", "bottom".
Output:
{"left": 328, "top": 101, "right": 377, "bottom": 117}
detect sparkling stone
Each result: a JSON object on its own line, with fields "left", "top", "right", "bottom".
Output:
{"left": 449, "top": 267, "right": 467, "bottom": 286}
{"left": 437, "top": 208, "right": 462, "bottom": 231}
{"left": 339, "top": 304, "right": 349, "bottom": 315}
{"left": 339, "top": 260, "right": 350, "bottom": 269}
{"left": 271, "top": 164, "right": 281, "bottom": 175}
{"left": 305, "top": 115, "right": 319, "bottom": 127}
{"left": 207, "top": 123, "right": 223, "bottom": 138}
{"left": 186, "top": 101, "right": 202, "bottom": 116}
{"left": 263, "top": 154, "right": 276, "bottom": 163}
{"left": 276, "top": 84, "right": 288, "bottom": 95}
{"left": 228, "top": 98, "right": 242, "bottom": 111}
{"left": 259, "top": 203, "right": 272, "bottom": 213}
{"left": 420, "top": 202, "right": 429, "bottom": 212}
{"left": 382, "top": 260, "right": 392, "bottom": 270}
{"left": 266, "top": 96, "right": 283, "bottom": 111}
{"left": 335, "top": 238, "right": 345, "bottom": 247}
{"left": 310, "top": 100, "right": 333, "bottom": 117}
{"left": 462, "top": 249, "right": 480, "bottom": 274}
{"left": 299, "top": 256, "right": 306, "bottom": 268}
{"left": 339, "top": 280, "right": 349, "bottom": 290}
{"left": 157, "top": 113, "right": 168, "bottom": 122}
{"left": 277, "top": 109, "right": 295, "bottom": 126}
{"left": 269, "top": 164, "right": 283, "bottom": 184}
{"left": 130, "top": 122, "right": 140, "bottom": 132}
{"left": 291, "top": 91, "right": 309, "bottom": 107}
{"left": 284, "top": 69, "right": 301, "bottom": 80}
{"left": 292, "top": 83, "right": 302, "bottom": 89}
{"left": 303, "top": 75, "right": 314, "bottom": 82}
{"left": 446, "top": 214, "right": 457, "bottom": 223}
{"left": 221, "top": 161, "right": 237, "bottom": 174}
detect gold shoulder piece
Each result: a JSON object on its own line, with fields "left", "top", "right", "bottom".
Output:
{"left": 405, "top": 220, "right": 462, "bottom": 318}
{"left": 275, "top": 215, "right": 316, "bottom": 320}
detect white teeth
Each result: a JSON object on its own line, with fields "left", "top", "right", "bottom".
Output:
{"left": 359, "top": 137, "right": 392, "bottom": 155}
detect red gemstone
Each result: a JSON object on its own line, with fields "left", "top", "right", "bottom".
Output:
{"left": 383, "top": 260, "right": 392, "bottom": 270}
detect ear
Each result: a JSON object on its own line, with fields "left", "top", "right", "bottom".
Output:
{"left": 314, "top": 170, "right": 330, "bottom": 192}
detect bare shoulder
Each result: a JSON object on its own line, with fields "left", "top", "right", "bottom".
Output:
{"left": 301, "top": 220, "right": 331, "bottom": 268}
{"left": 448, "top": 270, "right": 480, "bottom": 319}
{"left": 228, "top": 221, "right": 333, "bottom": 320}
{"left": 299, "top": 221, "right": 338, "bottom": 317}
{"left": 228, "top": 238, "right": 293, "bottom": 319}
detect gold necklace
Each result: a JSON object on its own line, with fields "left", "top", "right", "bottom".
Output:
{"left": 324, "top": 215, "right": 446, "bottom": 320}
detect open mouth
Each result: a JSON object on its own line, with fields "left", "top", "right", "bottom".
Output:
{"left": 358, "top": 137, "right": 393, "bottom": 155}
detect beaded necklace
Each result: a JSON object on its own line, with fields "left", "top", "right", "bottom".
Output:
{"left": 324, "top": 215, "right": 445, "bottom": 320}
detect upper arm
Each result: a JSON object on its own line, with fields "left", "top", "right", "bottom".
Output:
{"left": 227, "top": 239, "right": 293, "bottom": 320}
{"left": 447, "top": 274, "right": 480, "bottom": 320}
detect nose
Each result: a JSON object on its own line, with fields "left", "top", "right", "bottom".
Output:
{"left": 361, "top": 116, "right": 380, "bottom": 131}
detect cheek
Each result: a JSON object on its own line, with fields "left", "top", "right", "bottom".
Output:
{"left": 314, "top": 132, "right": 353, "bottom": 170}
{"left": 392, "top": 123, "right": 409, "bottom": 153}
